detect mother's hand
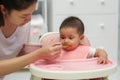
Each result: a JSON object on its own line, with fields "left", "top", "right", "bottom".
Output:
{"left": 39, "top": 42, "right": 62, "bottom": 60}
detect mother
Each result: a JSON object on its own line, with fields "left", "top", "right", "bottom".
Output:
{"left": 0, "top": 0, "right": 61, "bottom": 79}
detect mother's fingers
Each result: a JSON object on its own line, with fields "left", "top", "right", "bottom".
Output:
{"left": 52, "top": 42, "right": 62, "bottom": 46}
{"left": 50, "top": 43, "right": 62, "bottom": 52}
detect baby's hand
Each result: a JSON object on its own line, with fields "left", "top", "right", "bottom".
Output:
{"left": 97, "top": 57, "right": 109, "bottom": 64}
{"left": 95, "top": 48, "right": 108, "bottom": 64}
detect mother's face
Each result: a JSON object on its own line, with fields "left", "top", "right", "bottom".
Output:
{"left": 2, "top": 3, "right": 36, "bottom": 26}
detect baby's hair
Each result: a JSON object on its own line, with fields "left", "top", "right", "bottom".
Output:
{"left": 59, "top": 16, "right": 84, "bottom": 35}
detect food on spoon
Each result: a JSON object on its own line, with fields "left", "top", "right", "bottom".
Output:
{"left": 62, "top": 43, "right": 69, "bottom": 48}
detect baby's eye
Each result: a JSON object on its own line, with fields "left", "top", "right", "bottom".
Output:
{"left": 60, "top": 36, "right": 65, "bottom": 39}
{"left": 69, "top": 37, "right": 74, "bottom": 39}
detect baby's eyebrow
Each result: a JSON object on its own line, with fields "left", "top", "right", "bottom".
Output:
{"left": 60, "top": 35, "right": 65, "bottom": 37}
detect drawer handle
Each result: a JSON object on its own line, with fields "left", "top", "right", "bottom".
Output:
{"left": 100, "top": 0, "right": 105, "bottom": 5}
{"left": 70, "top": 0, "right": 74, "bottom": 5}
{"left": 100, "top": 23, "right": 105, "bottom": 29}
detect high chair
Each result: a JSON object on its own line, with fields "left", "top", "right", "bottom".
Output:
{"left": 30, "top": 32, "right": 117, "bottom": 80}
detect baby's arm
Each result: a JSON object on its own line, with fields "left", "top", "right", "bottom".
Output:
{"left": 94, "top": 48, "right": 108, "bottom": 64}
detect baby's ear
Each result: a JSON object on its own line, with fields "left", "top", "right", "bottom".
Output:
{"left": 80, "top": 34, "right": 84, "bottom": 40}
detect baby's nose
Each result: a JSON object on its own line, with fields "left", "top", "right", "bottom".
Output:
{"left": 64, "top": 38, "right": 69, "bottom": 42}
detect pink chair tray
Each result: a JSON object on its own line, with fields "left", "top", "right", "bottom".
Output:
{"left": 30, "top": 58, "right": 117, "bottom": 79}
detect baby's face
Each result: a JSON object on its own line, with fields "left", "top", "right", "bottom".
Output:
{"left": 60, "top": 27, "right": 81, "bottom": 51}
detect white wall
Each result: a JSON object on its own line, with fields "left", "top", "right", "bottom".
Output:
{"left": 118, "top": 0, "right": 120, "bottom": 65}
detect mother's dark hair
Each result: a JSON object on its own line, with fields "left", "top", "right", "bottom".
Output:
{"left": 0, "top": 0, "right": 37, "bottom": 26}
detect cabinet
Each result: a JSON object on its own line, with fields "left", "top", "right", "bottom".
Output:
{"left": 47, "top": 0, "right": 118, "bottom": 62}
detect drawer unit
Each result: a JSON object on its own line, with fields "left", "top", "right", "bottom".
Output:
{"left": 51, "top": 0, "right": 117, "bottom": 14}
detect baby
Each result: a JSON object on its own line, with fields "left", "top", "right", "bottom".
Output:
{"left": 42, "top": 16, "right": 108, "bottom": 80}
{"left": 59, "top": 16, "right": 108, "bottom": 64}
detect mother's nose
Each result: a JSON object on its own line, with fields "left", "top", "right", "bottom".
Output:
{"left": 24, "top": 16, "right": 31, "bottom": 23}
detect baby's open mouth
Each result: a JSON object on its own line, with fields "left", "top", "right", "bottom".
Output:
{"left": 62, "top": 44, "right": 69, "bottom": 48}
